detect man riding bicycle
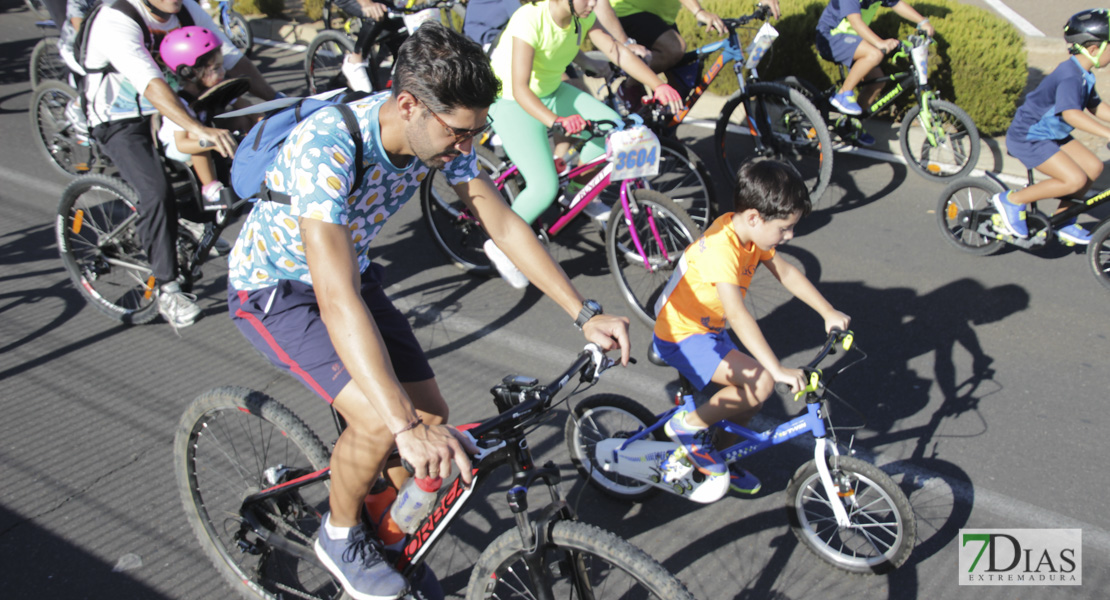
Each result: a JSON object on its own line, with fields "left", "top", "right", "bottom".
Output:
{"left": 225, "top": 22, "right": 631, "bottom": 600}
{"left": 81, "top": 0, "right": 278, "bottom": 328}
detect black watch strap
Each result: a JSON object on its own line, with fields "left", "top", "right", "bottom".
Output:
{"left": 574, "top": 300, "right": 603, "bottom": 329}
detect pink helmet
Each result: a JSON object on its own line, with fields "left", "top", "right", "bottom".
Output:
{"left": 160, "top": 26, "right": 221, "bottom": 75}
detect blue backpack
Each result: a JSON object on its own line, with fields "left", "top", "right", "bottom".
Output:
{"left": 230, "top": 95, "right": 367, "bottom": 204}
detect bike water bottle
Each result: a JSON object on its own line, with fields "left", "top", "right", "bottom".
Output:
{"left": 363, "top": 478, "right": 406, "bottom": 549}
{"left": 390, "top": 476, "right": 442, "bottom": 534}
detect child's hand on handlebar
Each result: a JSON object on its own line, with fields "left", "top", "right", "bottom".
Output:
{"left": 772, "top": 366, "right": 808, "bottom": 394}
{"left": 758, "top": 0, "right": 781, "bottom": 20}
{"left": 652, "top": 84, "right": 684, "bottom": 114}
{"left": 554, "top": 115, "right": 588, "bottom": 135}
{"left": 822, "top": 310, "right": 851, "bottom": 334}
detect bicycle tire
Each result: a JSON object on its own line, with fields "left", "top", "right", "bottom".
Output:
{"left": 174, "top": 387, "right": 340, "bottom": 600}
{"left": 565, "top": 394, "right": 668, "bottom": 501}
{"left": 57, "top": 174, "right": 161, "bottom": 324}
{"left": 222, "top": 10, "right": 254, "bottom": 56}
{"left": 1087, "top": 219, "right": 1110, "bottom": 291}
{"left": 715, "top": 82, "right": 833, "bottom": 208}
{"left": 305, "top": 30, "right": 356, "bottom": 95}
{"left": 365, "top": 35, "right": 399, "bottom": 92}
{"left": 936, "top": 176, "right": 1005, "bottom": 256}
{"left": 31, "top": 80, "right": 98, "bottom": 178}
{"left": 606, "top": 189, "right": 699, "bottom": 327}
{"left": 30, "top": 37, "right": 68, "bottom": 89}
{"left": 466, "top": 520, "right": 696, "bottom": 600}
{"left": 420, "top": 144, "right": 518, "bottom": 275}
{"left": 786, "top": 455, "right": 915, "bottom": 574}
{"left": 900, "top": 98, "right": 980, "bottom": 182}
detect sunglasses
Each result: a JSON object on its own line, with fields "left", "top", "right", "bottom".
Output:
{"left": 414, "top": 94, "right": 493, "bottom": 145}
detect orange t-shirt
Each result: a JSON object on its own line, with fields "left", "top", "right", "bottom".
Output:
{"left": 653, "top": 213, "right": 775, "bottom": 343}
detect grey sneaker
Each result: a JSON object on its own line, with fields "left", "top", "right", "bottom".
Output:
{"left": 157, "top": 282, "right": 201, "bottom": 329}
{"left": 179, "top": 219, "right": 232, "bottom": 256}
{"left": 314, "top": 515, "right": 408, "bottom": 600}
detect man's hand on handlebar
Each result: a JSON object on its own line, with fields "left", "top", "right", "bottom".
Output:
{"left": 196, "top": 126, "right": 237, "bottom": 158}
{"left": 694, "top": 9, "right": 727, "bottom": 37}
{"left": 582, "top": 314, "right": 631, "bottom": 367}
{"left": 358, "top": 0, "right": 389, "bottom": 20}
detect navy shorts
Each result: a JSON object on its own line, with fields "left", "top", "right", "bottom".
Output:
{"left": 651, "top": 330, "right": 739, "bottom": 391}
{"left": 1005, "top": 130, "right": 1071, "bottom": 170}
{"left": 228, "top": 264, "right": 434, "bottom": 403}
{"left": 816, "top": 31, "right": 862, "bottom": 66}
{"left": 618, "top": 12, "right": 679, "bottom": 49}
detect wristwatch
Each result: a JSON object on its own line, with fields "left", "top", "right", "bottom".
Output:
{"left": 574, "top": 299, "right": 603, "bottom": 329}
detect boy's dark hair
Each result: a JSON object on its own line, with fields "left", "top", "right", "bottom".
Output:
{"left": 393, "top": 21, "right": 501, "bottom": 113}
{"left": 732, "top": 159, "right": 812, "bottom": 220}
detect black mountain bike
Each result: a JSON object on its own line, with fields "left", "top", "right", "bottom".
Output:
{"left": 175, "top": 345, "right": 698, "bottom": 599}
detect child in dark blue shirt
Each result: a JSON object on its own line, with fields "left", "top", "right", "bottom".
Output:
{"left": 993, "top": 9, "right": 1110, "bottom": 245}
{"left": 814, "top": 0, "right": 933, "bottom": 145}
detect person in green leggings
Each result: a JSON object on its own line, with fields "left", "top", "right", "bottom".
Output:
{"left": 484, "top": 0, "right": 682, "bottom": 287}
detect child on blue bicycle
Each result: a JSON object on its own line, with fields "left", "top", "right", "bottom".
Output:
{"left": 652, "top": 159, "right": 850, "bottom": 494}
{"left": 991, "top": 9, "right": 1110, "bottom": 245}
{"left": 815, "top": 0, "right": 934, "bottom": 145}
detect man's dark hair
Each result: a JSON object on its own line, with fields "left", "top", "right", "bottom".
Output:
{"left": 732, "top": 159, "right": 811, "bottom": 220}
{"left": 393, "top": 22, "right": 501, "bottom": 112}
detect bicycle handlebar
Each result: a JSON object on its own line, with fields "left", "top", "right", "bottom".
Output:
{"left": 774, "top": 329, "right": 856, "bottom": 400}
{"left": 721, "top": 4, "right": 772, "bottom": 30}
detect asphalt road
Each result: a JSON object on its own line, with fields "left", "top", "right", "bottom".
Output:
{"left": 2, "top": 1, "right": 1110, "bottom": 599}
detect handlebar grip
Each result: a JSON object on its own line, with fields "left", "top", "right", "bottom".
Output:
{"left": 774, "top": 382, "right": 792, "bottom": 396}
{"left": 199, "top": 139, "right": 214, "bottom": 148}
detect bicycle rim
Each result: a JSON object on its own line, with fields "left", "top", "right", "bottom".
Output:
{"left": 468, "top": 521, "right": 696, "bottom": 600}
{"left": 57, "top": 176, "right": 160, "bottom": 324}
{"left": 901, "top": 99, "right": 980, "bottom": 181}
{"left": 606, "top": 190, "right": 699, "bottom": 327}
{"left": 936, "top": 177, "right": 1004, "bottom": 256}
{"left": 175, "top": 388, "right": 339, "bottom": 600}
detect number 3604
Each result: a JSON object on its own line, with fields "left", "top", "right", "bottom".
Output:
{"left": 614, "top": 146, "right": 658, "bottom": 170}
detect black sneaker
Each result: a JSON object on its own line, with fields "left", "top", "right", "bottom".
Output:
{"left": 314, "top": 514, "right": 408, "bottom": 600}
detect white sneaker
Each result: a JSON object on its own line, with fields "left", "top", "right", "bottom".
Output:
{"left": 582, "top": 200, "right": 611, "bottom": 222}
{"left": 341, "top": 57, "right": 372, "bottom": 93}
{"left": 180, "top": 219, "right": 232, "bottom": 256}
{"left": 158, "top": 281, "right": 201, "bottom": 329}
{"left": 483, "top": 239, "right": 529, "bottom": 289}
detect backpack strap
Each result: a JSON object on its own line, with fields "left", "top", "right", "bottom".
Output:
{"left": 258, "top": 103, "right": 367, "bottom": 206}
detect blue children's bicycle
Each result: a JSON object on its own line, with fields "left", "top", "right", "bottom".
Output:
{"left": 215, "top": 0, "right": 253, "bottom": 56}
{"left": 564, "top": 330, "right": 916, "bottom": 574}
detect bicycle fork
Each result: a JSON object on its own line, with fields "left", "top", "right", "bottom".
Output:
{"left": 813, "top": 438, "right": 854, "bottom": 528}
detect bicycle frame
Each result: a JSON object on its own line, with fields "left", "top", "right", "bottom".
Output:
{"left": 964, "top": 171, "right": 1110, "bottom": 247}
{"left": 236, "top": 348, "right": 604, "bottom": 587}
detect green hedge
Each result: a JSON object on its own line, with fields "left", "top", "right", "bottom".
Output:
{"left": 674, "top": 0, "right": 1026, "bottom": 134}
{"left": 304, "top": 0, "right": 325, "bottom": 22}
{"left": 233, "top": 0, "right": 283, "bottom": 18}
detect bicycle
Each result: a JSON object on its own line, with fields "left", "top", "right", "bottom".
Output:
{"left": 54, "top": 78, "right": 250, "bottom": 324}
{"left": 30, "top": 78, "right": 115, "bottom": 178}
{"left": 214, "top": 0, "right": 253, "bottom": 56}
{"left": 564, "top": 330, "right": 917, "bottom": 574}
{"left": 599, "top": 6, "right": 833, "bottom": 207}
{"left": 30, "top": 19, "right": 69, "bottom": 89}
{"left": 304, "top": 0, "right": 458, "bottom": 95}
{"left": 421, "top": 118, "right": 701, "bottom": 327}
{"left": 936, "top": 159, "right": 1110, "bottom": 291}
{"left": 782, "top": 28, "right": 980, "bottom": 183}
{"left": 174, "top": 344, "right": 699, "bottom": 599}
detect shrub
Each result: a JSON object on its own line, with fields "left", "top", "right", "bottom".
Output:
{"left": 234, "top": 0, "right": 283, "bottom": 18}
{"left": 673, "top": 0, "right": 1026, "bottom": 134}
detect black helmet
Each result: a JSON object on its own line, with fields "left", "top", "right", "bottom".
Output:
{"left": 1064, "top": 9, "right": 1110, "bottom": 47}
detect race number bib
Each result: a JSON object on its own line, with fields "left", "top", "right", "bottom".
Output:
{"left": 605, "top": 125, "right": 661, "bottom": 181}
{"left": 403, "top": 8, "right": 439, "bottom": 32}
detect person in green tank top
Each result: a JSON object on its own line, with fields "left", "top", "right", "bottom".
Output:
{"left": 484, "top": 0, "right": 682, "bottom": 285}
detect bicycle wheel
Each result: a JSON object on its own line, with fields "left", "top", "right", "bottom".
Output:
{"left": 599, "top": 137, "right": 714, "bottom": 232}
{"left": 305, "top": 30, "right": 355, "bottom": 95}
{"left": 420, "top": 144, "right": 518, "bottom": 275}
{"left": 606, "top": 189, "right": 699, "bottom": 327}
{"left": 786, "top": 455, "right": 915, "bottom": 574}
{"left": 365, "top": 35, "right": 399, "bottom": 92}
{"left": 466, "top": 520, "right": 696, "bottom": 600}
{"left": 715, "top": 82, "right": 833, "bottom": 208}
{"left": 1087, "top": 219, "right": 1110, "bottom": 291}
{"left": 936, "top": 176, "right": 1005, "bottom": 256}
{"left": 565, "top": 394, "right": 667, "bottom": 501}
{"left": 900, "top": 98, "right": 980, "bottom": 182}
{"left": 175, "top": 387, "right": 340, "bottom": 600}
{"left": 25, "top": 0, "right": 49, "bottom": 19}
{"left": 31, "top": 80, "right": 97, "bottom": 178}
{"left": 30, "top": 37, "right": 68, "bottom": 89}
{"left": 222, "top": 10, "right": 254, "bottom": 56}
{"left": 57, "top": 174, "right": 161, "bottom": 324}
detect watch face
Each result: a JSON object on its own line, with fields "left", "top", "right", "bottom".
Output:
{"left": 585, "top": 300, "right": 602, "bottom": 312}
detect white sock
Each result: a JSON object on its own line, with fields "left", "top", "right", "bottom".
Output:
{"left": 324, "top": 514, "right": 351, "bottom": 541}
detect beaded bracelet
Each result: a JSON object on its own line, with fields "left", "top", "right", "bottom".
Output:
{"left": 393, "top": 417, "right": 423, "bottom": 437}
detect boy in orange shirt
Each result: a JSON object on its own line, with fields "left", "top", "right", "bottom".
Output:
{"left": 652, "top": 159, "right": 850, "bottom": 493}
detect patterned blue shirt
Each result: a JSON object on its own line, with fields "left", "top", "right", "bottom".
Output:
{"left": 228, "top": 92, "right": 478, "bottom": 291}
